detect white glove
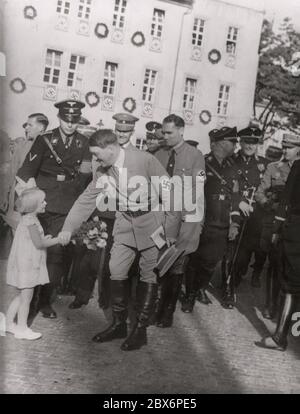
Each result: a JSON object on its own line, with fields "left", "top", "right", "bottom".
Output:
{"left": 239, "top": 201, "right": 253, "bottom": 217}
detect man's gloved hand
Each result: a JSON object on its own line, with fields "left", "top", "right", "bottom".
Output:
{"left": 228, "top": 223, "right": 239, "bottom": 241}
{"left": 239, "top": 201, "right": 253, "bottom": 217}
{"left": 271, "top": 233, "right": 280, "bottom": 246}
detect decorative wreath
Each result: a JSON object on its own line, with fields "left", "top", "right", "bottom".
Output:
{"left": 94, "top": 23, "right": 109, "bottom": 39}
{"left": 24, "top": 6, "right": 37, "bottom": 20}
{"left": 10, "top": 78, "right": 26, "bottom": 94}
{"left": 199, "top": 110, "right": 212, "bottom": 125}
{"left": 208, "top": 49, "right": 222, "bottom": 64}
{"left": 123, "top": 97, "right": 136, "bottom": 113}
{"left": 131, "top": 31, "right": 145, "bottom": 47}
{"left": 85, "top": 91, "right": 100, "bottom": 107}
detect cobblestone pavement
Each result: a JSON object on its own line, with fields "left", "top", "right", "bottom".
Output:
{"left": 0, "top": 253, "right": 300, "bottom": 394}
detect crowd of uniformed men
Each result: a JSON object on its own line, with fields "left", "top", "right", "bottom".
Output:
{"left": 2, "top": 97, "right": 300, "bottom": 352}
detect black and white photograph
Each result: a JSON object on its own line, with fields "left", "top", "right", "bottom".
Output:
{"left": 0, "top": 0, "right": 300, "bottom": 396}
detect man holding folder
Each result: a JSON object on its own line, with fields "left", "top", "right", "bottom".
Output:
{"left": 59, "top": 129, "right": 180, "bottom": 351}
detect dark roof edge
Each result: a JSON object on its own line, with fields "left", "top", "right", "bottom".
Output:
{"left": 158, "top": 0, "right": 194, "bottom": 9}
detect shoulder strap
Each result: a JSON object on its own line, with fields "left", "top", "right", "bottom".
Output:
{"left": 206, "top": 160, "right": 228, "bottom": 186}
{"left": 43, "top": 136, "right": 63, "bottom": 165}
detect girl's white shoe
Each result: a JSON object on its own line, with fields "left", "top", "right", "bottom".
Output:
{"left": 14, "top": 327, "right": 42, "bottom": 340}
{"left": 6, "top": 322, "right": 17, "bottom": 335}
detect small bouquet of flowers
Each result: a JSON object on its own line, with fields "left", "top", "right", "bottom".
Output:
{"left": 71, "top": 216, "right": 108, "bottom": 250}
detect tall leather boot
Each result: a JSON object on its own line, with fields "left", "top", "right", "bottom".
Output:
{"left": 156, "top": 274, "right": 183, "bottom": 328}
{"left": 263, "top": 265, "right": 274, "bottom": 319}
{"left": 221, "top": 257, "right": 235, "bottom": 309}
{"left": 39, "top": 283, "right": 57, "bottom": 319}
{"left": 255, "top": 292, "right": 297, "bottom": 351}
{"left": 92, "top": 280, "right": 129, "bottom": 343}
{"left": 150, "top": 273, "right": 171, "bottom": 325}
{"left": 251, "top": 270, "right": 262, "bottom": 288}
{"left": 121, "top": 282, "right": 157, "bottom": 351}
{"left": 181, "top": 268, "right": 197, "bottom": 313}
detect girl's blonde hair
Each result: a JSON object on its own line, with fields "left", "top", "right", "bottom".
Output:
{"left": 16, "top": 187, "right": 46, "bottom": 214}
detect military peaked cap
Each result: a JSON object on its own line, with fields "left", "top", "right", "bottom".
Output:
{"left": 282, "top": 133, "right": 300, "bottom": 148}
{"left": 238, "top": 126, "right": 262, "bottom": 144}
{"left": 112, "top": 113, "right": 139, "bottom": 132}
{"left": 55, "top": 99, "right": 85, "bottom": 123}
{"left": 209, "top": 126, "right": 238, "bottom": 143}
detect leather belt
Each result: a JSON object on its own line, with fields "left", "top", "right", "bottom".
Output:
{"left": 210, "top": 194, "right": 230, "bottom": 201}
{"left": 39, "top": 171, "right": 75, "bottom": 182}
{"left": 124, "top": 209, "right": 150, "bottom": 218}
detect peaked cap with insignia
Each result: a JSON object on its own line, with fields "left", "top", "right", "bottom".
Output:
{"left": 112, "top": 112, "right": 139, "bottom": 132}
{"left": 55, "top": 99, "right": 85, "bottom": 123}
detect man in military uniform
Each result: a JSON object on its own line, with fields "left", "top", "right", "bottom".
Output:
{"left": 256, "top": 157, "right": 300, "bottom": 351}
{"left": 256, "top": 133, "right": 300, "bottom": 318}
{"left": 265, "top": 145, "right": 283, "bottom": 163}
{"left": 145, "top": 121, "right": 165, "bottom": 154}
{"left": 59, "top": 129, "right": 180, "bottom": 351}
{"left": 189, "top": 127, "right": 241, "bottom": 311}
{"left": 16, "top": 100, "right": 92, "bottom": 319}
{"left": 232, "top": 127, "right": 268, "bottom": 288}
{"left": 112, "top": 113, "right": 139, "bottom": 149}
{"left": 4, "top": 114, "right": 49, "bottom": 229}
{"left": 153, "top": 114, "right": 205, "bottom": 325}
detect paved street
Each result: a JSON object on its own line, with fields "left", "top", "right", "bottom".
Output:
{"left": 0, "top": 243, "right": 300, "bottom": 394}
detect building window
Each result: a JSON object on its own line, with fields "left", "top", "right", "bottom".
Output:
{"left": 192, "top": 18, "right": 205, "bottom": 47}
{"left": 217, "top": 84, "right": 231, "bottom": 116}
{"left": 183, "top": 78, "right": 197, "bottom": 110}
{"left": 78, "top": 0, "right": 92, "bottom": 20}
{"left": 226, "top": 26, "right": 238, "bottom": 55}
{"left": 67, "top": 55, "right": 85, "bottom": 88}
{"left": 142, "top": 69, "right": 158, "bottom": 103}
{"left": 56, "top": 0, "right": 70, "bottom": 15}
{"left": 113, "top": 0, "right": 127, "bottom": 30}
{"left": 43, "top": 49, "right": 63, "bottom": 85}
{"left": 102, "top": 62, "right": 118, "bottom": 95}
{"left": 151, "top": 9, "right": 165, "bottom": 38}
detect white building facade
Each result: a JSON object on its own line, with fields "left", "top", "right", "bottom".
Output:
{"left": 1, "top": 0, "right": 264, "bottom": 153}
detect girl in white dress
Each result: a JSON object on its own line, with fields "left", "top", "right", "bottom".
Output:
{"left": 6, "top": 187, "right": 60, "bottom": 340}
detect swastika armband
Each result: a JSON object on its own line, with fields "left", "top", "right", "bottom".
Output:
{"left": 161, "top": 178, "right": 171, "bottom": 191}
{"left": 196, "top": 170, "right": 206, "bottom": 182}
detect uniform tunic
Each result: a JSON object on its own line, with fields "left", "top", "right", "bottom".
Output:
{"left": 191, "top": 152, "right": 241, "bottom": 288}
{"left": 275, "top": 159, "right": 300, "bottom": 293}
{"left": 232, "top": 151, "right": 268, "bottom": 275}
{"left": 155, "top": 141, "right": 205, "bottom": 262}
{"left": 62, "top": 148, "right": 180, "bottom": 283}
{"left": 17, "top": 128, "right": 91, "bottom": 215}
{"left": 255, "top": 160, "right": 291, "bottom": 252}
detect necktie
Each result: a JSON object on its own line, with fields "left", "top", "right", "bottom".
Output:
{"left": 109, "top": 165, "right": 121, "bottom": 208}
{"left": 166, "top": 150, "right": 176, "bottom": 177}
{"left": 65, "top": 135, "right": 72, "bottom": 148}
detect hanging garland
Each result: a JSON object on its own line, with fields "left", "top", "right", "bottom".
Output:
{"left": 131, "top": 31, "right": 145, "bottom": 47}
{"left": 94, "top": 23, "right": 109, "bottom": 39}
{"left": 199, "top": 110, "right": 212, "bottom": 125}
{"left": 10, "top": 78, "right": 26, "bottom": 94}
{"left": 208, "top": 49, "right": 222, "bottom": 64}
{"left": 24, "top": 6, "right": 37, "bottom": 20}
{"left": 123, "top": 97, "right": 136, "bottom": 113}
{"left": 85, "top": 91, "right": 100, "bottom": 108}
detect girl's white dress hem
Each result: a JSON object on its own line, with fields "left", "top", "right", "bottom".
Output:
{"left": 6, "top": 214, "right": 49, "bottom": 289}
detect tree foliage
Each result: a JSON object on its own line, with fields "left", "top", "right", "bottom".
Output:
{"left": 255, "top": 18, "right": 300, "bottom": 136}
